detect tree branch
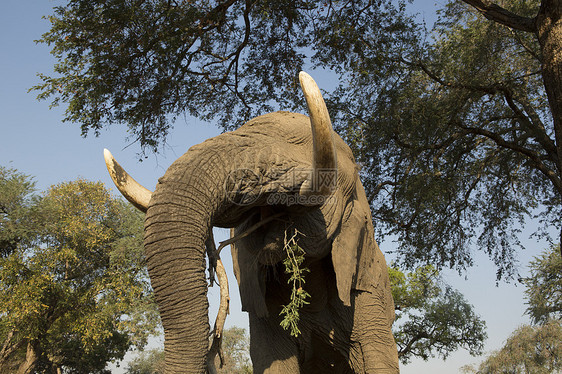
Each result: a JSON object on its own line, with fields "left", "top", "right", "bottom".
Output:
{"left": 500, "top": 88, "right": 558, "bottom": 162}
{"left": 459, "top": 124, "right": 562, "bottom": 193}
{"left": 415, "top": 60, "right": 497, "bottom": 95}
{"left": 413, "top": 59, "right": 559, "bottom": 177}
{"left": 197, "top": 0, "right": 240, "bottom": 31}
{"left": 226, "top": 0, "right": 254, "bottom": 111}
{"left": 398, "top": 330, "right": 429, "bottom": 358}
{"left": 0, "top": 329, "right": 22, "bottom": 364}
{"left": 462, "top": 0, "right": 536, "bottom": 33}
{"left": 216, "top": 212, "right": 287, "bottom": 255}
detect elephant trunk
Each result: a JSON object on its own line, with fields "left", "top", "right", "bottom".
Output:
{"left": 144, "top": 153, "right": 228, "bottom": 373}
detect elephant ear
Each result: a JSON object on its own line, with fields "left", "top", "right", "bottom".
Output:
{"left": 230, "top": 229, "right": 269, "bottom": 318}
{"left": 331, "top": 180, "right": 383, "bottom": 306}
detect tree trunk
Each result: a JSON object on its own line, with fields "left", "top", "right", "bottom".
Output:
{"left": 16, "top": 342, "right": 37, "bottom": 374}
{"left": 0, "top": 329, "right": 19, "bottom": 364}
{"left": 536, "top": 0, "right": 562, "bottom": 249}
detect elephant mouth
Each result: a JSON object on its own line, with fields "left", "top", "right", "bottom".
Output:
{"left": 260, "top": 235, "right": 286, "bottom": 265}
{"left": 235, "top": 203, "right": 328, "bottom": 265}
{"left": 232, "top": 206, "right": 289, "bottom": 265}
{"left": 258, "top": 206, "right": 287, "bottom": 263}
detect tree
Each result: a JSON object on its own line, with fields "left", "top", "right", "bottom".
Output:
{"left": 32, "top": 0, "right": 416, "bottom": 150}
{"left": 127, "top": 327, "right": 252, "bottom": 374}
{"left": 0, "top": 167, "right": 37, "bottom": 259}
{"left": 216, "top": 326, "right": 252, "bottom": 374}
{"left": 522, "top": 245, "right": 562, "bottom": 324}
{"left": 327, "top": 0, "right": 561, "bottom": 279}
{"left": 0, "top": 167, "right": 159, "bottom": 373}
{"left": 389, "top": 265, "right": 487, "bottom": 364}
{"left": 462, "top": 246, "right": 562, "bottom": 373}
{"left": 125, "top": 349, "right": 165, "bottom": 374}
{"left": 35, "top": 0, "right": 561, "bottom": 276}
{"left": 0, "top": 166, "right": 39, "bottom": 373}
{"left": 461, "top": 319, "right": 562, "bottom": 374}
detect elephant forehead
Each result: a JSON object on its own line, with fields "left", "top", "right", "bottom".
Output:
{"left": 241, "top": 111, "right": 311, "bottom": 135}
{"left": 182, "top": 112, "right": 311, "bottom": 154}
{"left": 176, "top": 109, "right": 360, "bottom": 203}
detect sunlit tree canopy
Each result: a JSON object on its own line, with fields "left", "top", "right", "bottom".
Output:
{"left": 0, "top": 167, "right": 159, "bottom": 373}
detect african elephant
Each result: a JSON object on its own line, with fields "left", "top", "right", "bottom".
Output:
{"left": 104, "top": 72, "right": 399, "bottom": 373}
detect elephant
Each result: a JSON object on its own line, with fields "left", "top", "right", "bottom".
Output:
{"left": 104, "top": 72, "right": 399, "bottom": 373}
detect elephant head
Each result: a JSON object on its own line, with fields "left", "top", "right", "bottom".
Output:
{"left": 105, "top": 72, "right": 398, "bottom": 373}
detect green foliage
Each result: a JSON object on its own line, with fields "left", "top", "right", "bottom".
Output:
{"left": 32, "top": 0, "right": 412, "bottom": 152}
{"left": 522, "top": 245, "right": 562, "bottom": 324}
{"left": 0, "top": 168, "right": 159, "bottom": 373}
{"left": 218, "top": 326, "right": 252, "bottom": 374}
{"left": 461, "top": 319, "right": 562, "bottom": 374}
{"left": 0, "top": 166, "right": 37, "bottom": 258}
{"left": 463, "top": 246, "right": 562, "bottom": 372}
{"left": 329, "top": 0, "right": 559, "bottom": 279}
{"left": 389, "top": 265, "right": 487, "bottom": 364}
{"left": 279, "top": 229, "right": 310, "bottom": 337}
{"left": 126, "top": 349, "right": 165, "bottom": 374}
{"left": 389, "top": 264, "right": 441, "bottom": 313}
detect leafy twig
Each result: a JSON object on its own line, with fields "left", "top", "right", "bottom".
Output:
{"left": 279, "top": 228, "right": 310, "bottom": 337}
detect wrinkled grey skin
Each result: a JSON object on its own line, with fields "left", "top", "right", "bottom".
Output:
{"left": 140, "top": 109, "right": 399, "bottom": 373}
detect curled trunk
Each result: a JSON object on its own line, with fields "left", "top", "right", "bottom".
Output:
{"left": 16, "top": 342, "right": 37, "bottom": 374}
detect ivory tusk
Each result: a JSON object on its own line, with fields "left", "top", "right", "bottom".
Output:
{"left": 299, "top": 71, "right": 338, "bottom": 196}
{"left": 103, "top": 149, "right": 152, "bottom": 212}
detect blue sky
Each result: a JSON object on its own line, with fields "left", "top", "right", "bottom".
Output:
{"left": 0, "top": 1, "right": 555, "bottom": 372}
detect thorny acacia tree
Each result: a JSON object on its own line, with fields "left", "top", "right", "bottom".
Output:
{"left": 34, "top": 0, "right": 562, "bottom": 277}
{"left": 0, "top": 167, "right": 159, "bottom": 374}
